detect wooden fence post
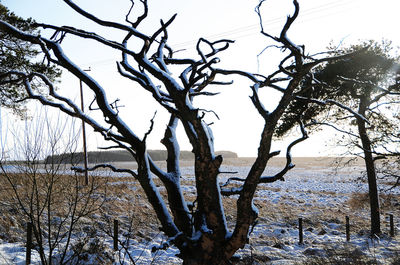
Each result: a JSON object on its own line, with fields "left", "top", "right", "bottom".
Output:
{"left": 26, "top": 222, "right": 32, "bottom": 264}
{"left": 114, "top": 219, "right": 119, "bottom": 251}
{"left": 390, "top": 214, "right": 395, "bottom": 237}
{"left": 345, "top": 216, "right": 350, "bottom": 242}
{"left": 299, "top": 217, "right": 303, "bottom": 244}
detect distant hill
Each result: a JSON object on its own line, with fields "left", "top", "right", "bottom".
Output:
{"left": 45, "top": 150, "right": 237, "bottom": 164}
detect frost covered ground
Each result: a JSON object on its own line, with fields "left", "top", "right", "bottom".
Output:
{"left": 1, "top": 157, "right": 400, "bottom": 264}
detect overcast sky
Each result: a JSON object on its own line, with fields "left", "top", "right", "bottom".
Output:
{"left": 2, "top": 0, "right": 400, "bottom": 157}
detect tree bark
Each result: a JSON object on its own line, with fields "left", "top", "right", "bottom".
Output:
{"left": 357, "top": 97, "right": 381, "bottom": 235}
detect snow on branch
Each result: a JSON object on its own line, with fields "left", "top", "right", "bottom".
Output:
{"left": 0, "top": 71, "right": 123, "bottom": 141}
{"left": 62, "top": 0, "right": 149, "bottom": 40}
{"left": 160, "top": 115, "right": 181, "bottom": 175}
{"left": 0, "top": 20, "right": 149, "bottom": 152}
{"left": 38, "top": 23, "right": 134, "bottom": 54}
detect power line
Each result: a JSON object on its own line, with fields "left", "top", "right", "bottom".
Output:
{"left": 85, "top": 0, "right": 362, "bottom": 66}
{"left": 171, "top": 0, "right": 361, "bottom": 49}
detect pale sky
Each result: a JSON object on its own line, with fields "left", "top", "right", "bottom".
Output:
{"left": 2, "top": 0, "right": 400, "bottom": 157}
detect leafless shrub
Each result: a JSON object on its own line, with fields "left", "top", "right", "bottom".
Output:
{"left": 0, "top": 108, "right": 108, "bottom": 264}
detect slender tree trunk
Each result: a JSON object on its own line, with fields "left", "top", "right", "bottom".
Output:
{"left": 357, "top": 98, "right": 381, "bottom": 235}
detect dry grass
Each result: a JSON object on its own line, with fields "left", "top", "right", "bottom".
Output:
{"left": 100, "top": 176, "right": 160, "bottom": 234}
{"left": 1, "top": 157, "right": 399, "bottom": 263}
{"left": 296, "top": 245, "right": 379, "bottom": 265}
{"left": 0, "top": 171, "right": 108, "bottom": 236}
{"left": 347, "top": 192, "right": 400, "bottom": 212}
{"left": 0, "top": 169, "right": 385, "bottom": 239}
{"left": 97, "top": 156, "right": 366, "bottom": 170}
{"left": 348, "top": 192, "right": 371, "bottom": 210}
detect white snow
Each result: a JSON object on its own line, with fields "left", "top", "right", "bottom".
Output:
{"left": 1, "top": 159, "right": 399, "bottom": 264}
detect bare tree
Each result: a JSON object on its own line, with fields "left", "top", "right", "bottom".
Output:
{"left": 0, "top": 1, "right": 356, "bottom": 263}
{"left": 0, "top": 109, "right": 108, "bottom": 264}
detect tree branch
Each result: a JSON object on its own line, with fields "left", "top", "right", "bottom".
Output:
{"left": 260, "top": 118, "right": 308, "bottom": 183}
{"left": 71, "top": 164, "right": 138, "bottom": 177}
{"left": 62, "top": 0, "right": 149, "bottom": 40}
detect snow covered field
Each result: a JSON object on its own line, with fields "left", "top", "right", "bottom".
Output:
{"left": 1, "top": 157, "right": 400, "bottom": 264}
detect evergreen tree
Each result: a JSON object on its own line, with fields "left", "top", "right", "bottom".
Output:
{"left": 278, "top": 40, "right": 400, "bottom": 235}
{"left": 0, "top": 3, "right": 60, "bottom": 116}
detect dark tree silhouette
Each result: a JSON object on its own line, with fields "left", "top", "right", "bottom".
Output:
{"left": 277, "top": 40, "right": 400, "bottom": 236}
{"left": 0, "top": 0, "right": 357, "bottom": 263}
